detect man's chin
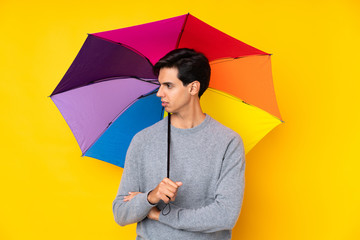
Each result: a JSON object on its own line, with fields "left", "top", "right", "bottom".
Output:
{"left": 164, "top": 106, "right": 172, "bottom": 113}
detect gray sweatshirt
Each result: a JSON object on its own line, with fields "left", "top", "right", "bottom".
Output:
{"left": 113, "top": 114, "right": 245, "bottom": 240}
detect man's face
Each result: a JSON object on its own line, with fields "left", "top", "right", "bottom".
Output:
{"left": 156, "top": 67, "right": 192, "bottom": 114}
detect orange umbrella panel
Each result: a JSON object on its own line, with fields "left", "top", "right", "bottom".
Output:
{"left": 210, "top": 54, "right": 282, "bottom": 121}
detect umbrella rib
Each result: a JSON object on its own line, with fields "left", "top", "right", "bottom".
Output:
{"left": 138, "top": 87, "right": 160, "bottom": 99}
{"left": 92, "top": 76, "right": 159, "bottom": 85}
{"left": 206, "top": 88, "right": 284, "bottom": 123}
{"left": 209, "top": 54, "right": 271, "bottom": 65}
{"left": 81, "top": 91, "right": 160, "bottom": 157}
{"left": 90, "top": 34, "right": 154, "bottom": 67}
{"left": 175, "top": 13, "right": 190, "bottom": 49}
{"left": 50, "top": 77, "right": 159, "bottom": 97}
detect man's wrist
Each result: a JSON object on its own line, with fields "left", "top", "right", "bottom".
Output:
{"left": 147, "top": 207, "right": 160, "bottom": 221}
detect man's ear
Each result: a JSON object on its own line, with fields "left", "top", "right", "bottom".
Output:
{"left": 189, "top": 81, "right": 200, "bottom": 96}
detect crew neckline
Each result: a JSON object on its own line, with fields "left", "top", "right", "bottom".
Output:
{"left": 168, "top": 113, "right": 210, "bottom": 134}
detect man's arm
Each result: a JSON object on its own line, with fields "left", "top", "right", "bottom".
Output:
{"left": 157, "top": 135, "right": 245, "bottom": 233}
{"left": 112, "top": 134, "right": 155, "bottom": 226}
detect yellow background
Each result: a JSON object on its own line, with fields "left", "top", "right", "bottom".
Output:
{"left": 1, "top": 0, "right": 359, "bottom": 239}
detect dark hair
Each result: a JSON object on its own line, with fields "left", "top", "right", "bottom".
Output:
{"left": 153, "top": 48, "right": 211, "bottom": 97}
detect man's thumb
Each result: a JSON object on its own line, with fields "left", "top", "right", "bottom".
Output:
{"left": 176, "top": 181, "right": 183, "bottom": 187}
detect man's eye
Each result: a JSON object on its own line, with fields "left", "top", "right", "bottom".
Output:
{"left": 166, "top": 84, "right": 172, "bottom": 88}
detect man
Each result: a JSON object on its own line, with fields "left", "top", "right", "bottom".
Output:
{"left": 113, "top": 48, "right": 245, "bottom": 240}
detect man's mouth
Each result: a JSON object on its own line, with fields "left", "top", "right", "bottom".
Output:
{"left": 161, "top": 101, "right": 168, "bottom": 107}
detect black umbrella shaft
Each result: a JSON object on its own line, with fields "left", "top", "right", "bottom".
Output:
{"left": 167, "top": 113, "right": 171, "bottom": 178}
{"left": 163, "top": 113, "right": 172, "bottom": 216}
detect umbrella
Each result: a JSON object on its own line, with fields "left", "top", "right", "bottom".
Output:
{"left": 50, "top": 13, "right": 283, "bottom": 168}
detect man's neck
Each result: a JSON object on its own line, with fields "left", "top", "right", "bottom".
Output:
{"left": 170, "top": 99, "right": 206, "bottom": 129}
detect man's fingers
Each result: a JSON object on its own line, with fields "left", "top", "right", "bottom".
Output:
{"left": 161, "top": 195, "right": 170, "bottom": 204}
{"left": 162, "top": 179, "right": 182, "bottom": 193}
{"left": 160, "top": 189, "right": 175, "bottom": 203}
{"left": 123, "top": 191, "right": 141, "bottom": 202}
{"left": 176, "top": 181, "right": 183, "bottom": 187}
{"left": 162, "top": 189, "right": 175, "bottom": 199}
{"left": 163, "top": 178, "right": 179, "bottom": 189}
{"left": 163, "top": 184, "right": 177, "bottom": 194}
{"left": 163, "top": 189, "right": 179, "bottom": 202}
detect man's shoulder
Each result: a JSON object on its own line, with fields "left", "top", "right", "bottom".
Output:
{"left": 206, "top": 116, "right": 245, "bottom": 160}
{"left": 207, "top": 115, "right": 241, "bottom": 140}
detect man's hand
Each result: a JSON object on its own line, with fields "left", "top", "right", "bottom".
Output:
{"left": 147, "top": 178, "right": 183, "bottom": 204}
{"left": 123, "top": 192, "right": 141, "bottom": 202}
{"left": 147, "top": 207, "right": 160, "bottom": 221}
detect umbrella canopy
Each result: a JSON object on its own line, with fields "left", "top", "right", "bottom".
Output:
{"left": 51, "top": 13, "right": 282, "bottom": 168}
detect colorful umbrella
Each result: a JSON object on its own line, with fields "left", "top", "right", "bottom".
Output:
{"left": 50, "top": 13, "right": 283, "bottom": 168}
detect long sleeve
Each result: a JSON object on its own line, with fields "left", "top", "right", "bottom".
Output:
{"left": 112, "top": 134, "right": 155, "bottom": 226}
{"left": 158, "top": 135, "right": 245, "bottom": 233}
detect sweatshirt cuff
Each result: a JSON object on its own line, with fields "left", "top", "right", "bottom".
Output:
{"left": 143, "top": 190, "right": 157, "bottom": 207}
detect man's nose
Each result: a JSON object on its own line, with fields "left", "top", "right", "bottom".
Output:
{"left": 156, "top": 86, "right": 163, "bottom": 97}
